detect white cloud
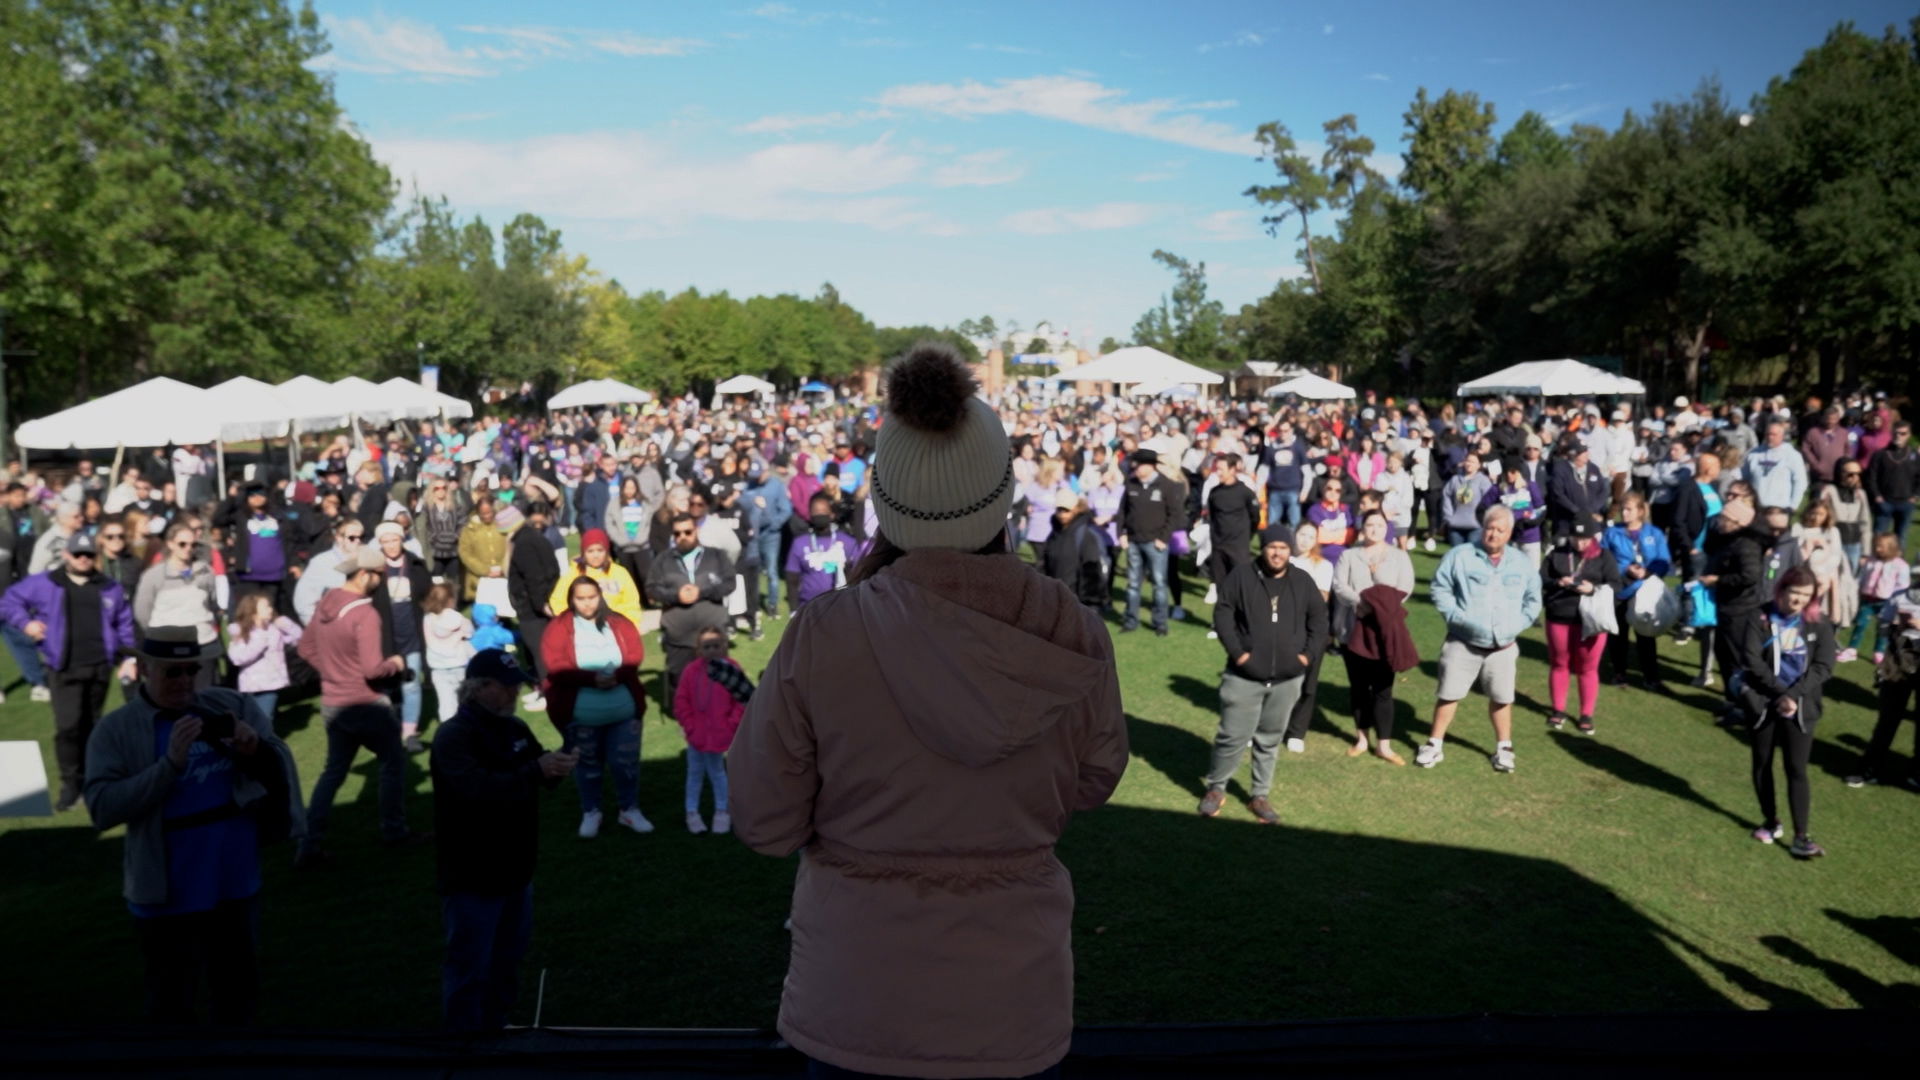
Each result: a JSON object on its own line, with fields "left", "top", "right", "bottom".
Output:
{"left": 748, "top": 3, "right": 883, "bottom": 26}
{"left": 1000, "top": 202, "right": 1168, "bottom": 235}
{"left": 875, "top": 75, "right": 1255, "bottom": 155}
{"left": 968, "top": 42, "right": 1043, "bottom": 55}
{"left": 1194, "top": 209, "right": 1259, "bottom": 242}
{"left": 1534, "top": 82, "right": 1584, "bottom": 94}
{"left": 371, "top": 130, "right": 975, "bottom": 236}
{"left": 734, "top": 109, "right": 894, "bottom": 134}
{"left": 314, "top": 17, "right": 705, "bottom": 78}
{"left": 930, "top": 149, "right": 1025, "bottom": 187}
{"left": 1544, "top": 102, "right": 1609, "bottom": 128}
{"left": 1363, "top": 72, "right": 1390, "bottom": 82}
{"left": 1197, "top": 30, "right": 1263, "bottom": 54}
{"left": 314, "top": 15, "right": 492, "bottom": 78}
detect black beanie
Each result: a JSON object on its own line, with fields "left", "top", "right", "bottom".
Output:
{"left": 1260, "top": 523, "right": 1293, "bottom": 547}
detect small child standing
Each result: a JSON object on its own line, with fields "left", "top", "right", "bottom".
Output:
{"left": 1848, "top": 532, "right": 1910, "bottom": 663}
{"left": 225, "top": 592, "right": 303, "bottom": 735}
{"left": 422, "top": 583, "right": 476, "bottom": 725}
{"left": 469, "top": 602, "right": 516, "bottom": 655}
{"left": 673, "top": 626, "right": 753, "bottom": 835}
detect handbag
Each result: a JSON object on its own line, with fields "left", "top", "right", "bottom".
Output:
{"left": 1579, "top": 583, "right": 1618, "bottom": 639}
{"left": 1685, "top": 580, "right": 1718, "bottom": 628}
{"left": 1629, "top": 576, "right": 1680, "bottom": 636}
{"left": 1169, "top": 528, "right": 1192, "bottom": 557}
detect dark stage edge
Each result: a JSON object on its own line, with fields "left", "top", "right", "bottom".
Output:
{"left": 3, "top": 1011, "right": 1903, "bottom": 1077}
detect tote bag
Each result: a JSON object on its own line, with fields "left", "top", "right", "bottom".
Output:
{"left": 1579, "top": 583, "right": 1618, "bottom": 639}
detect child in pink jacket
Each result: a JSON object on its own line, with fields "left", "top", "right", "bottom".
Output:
{"left": 673, "top": 627, "right": 753, "bottom": 835}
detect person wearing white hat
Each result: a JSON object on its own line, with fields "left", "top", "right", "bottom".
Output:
{"left": 730, "top": 344, "right": 1128, "bottom": 1080}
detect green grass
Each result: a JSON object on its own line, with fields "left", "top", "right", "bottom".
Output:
{"left": 2, "top": 548, "right": 1918, "bottom": 1029}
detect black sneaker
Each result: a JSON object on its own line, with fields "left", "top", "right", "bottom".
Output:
{"left": 1546, "top": 712, "right": 1568, "bottom": 730}
{"left": 403, "top": 735, "right": 425, "bottom": 754}
{"left": 1639, "top": 679, "right": 1664, "bottom": 695}
{"left": 1576, "top": 715, "right": 1596, "bottom": 735}
{"left": 1154, "top": 627, "right": 1169, "bottom": 638}
{"left": 1845, "top": 774, "right": 1878, "bottom": 789}
{"left": 1902, "top": 776, "right": 1920, "bottom": 793}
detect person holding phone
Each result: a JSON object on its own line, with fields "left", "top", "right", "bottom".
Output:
{"left": 84, "top": 626, "right": 305, "bottom": 1024}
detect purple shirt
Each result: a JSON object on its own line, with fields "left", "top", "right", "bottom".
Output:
{"left": 784, "top": 530, "right": 865, "bottom": 605}
{"left": 241, "top": 513, "right": 285, "bottom": 581}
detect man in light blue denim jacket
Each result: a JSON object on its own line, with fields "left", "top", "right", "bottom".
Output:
{"left": 1416, "top": 505, "right": 1544, "bottom": 774}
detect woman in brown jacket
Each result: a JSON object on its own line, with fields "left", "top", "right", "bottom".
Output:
{"left": 730, "top": 345, "right": 1129, "bottom": 1080}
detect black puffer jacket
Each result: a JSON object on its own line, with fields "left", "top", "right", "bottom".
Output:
{"left": 1540, "top": 542, "right": 1624, "bottom": 625}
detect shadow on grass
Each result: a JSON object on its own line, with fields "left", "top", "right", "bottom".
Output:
{"left": 1064, "top": 804, "right": 1736, "bottom": 1022}
{"left": 1760, "top": 935, "right": 1920, "bottom": 1008}
{"left": 1547, "top": 730, "right": 1748, "bottom": 828}
{"left": 1826, "top": 909, "right": 1920, "bottom": 968}
{"left": 1127, "top": 712, "right": 1245, "bottom": 803}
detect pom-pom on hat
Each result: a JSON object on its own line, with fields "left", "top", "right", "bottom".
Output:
{"left": 872, "top": 344, "right": 1013, "bottom": 551}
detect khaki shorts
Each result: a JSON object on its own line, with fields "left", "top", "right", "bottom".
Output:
{"left": 1436, "top": 639, "right": 1518, "bottom": 705}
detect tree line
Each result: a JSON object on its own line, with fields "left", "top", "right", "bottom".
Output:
{"left": 1120, "top": 17, "right": 1920, "bottom": 401}
{"left": 0, "top": 0, "right": 976, "bottom": 417}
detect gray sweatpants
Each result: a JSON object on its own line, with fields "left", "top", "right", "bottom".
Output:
{"left": 1207, "top": 671, "right": 1306, "bottom": 798}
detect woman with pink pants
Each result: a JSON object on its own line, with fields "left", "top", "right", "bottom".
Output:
{"left": 1539, "top": 520, "right": 1623, "bottom": 735}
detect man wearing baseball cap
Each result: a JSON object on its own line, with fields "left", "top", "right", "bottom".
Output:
{"left": 430, "top": 648, "right": 576, "bottom": 1031}
{"left": 0, "top": 530, "right": 139, "bottom": 809}
{"left": 84, "top": 625, "right": 303, "bottom": 1024}
{"left": 295, "top": 547, "right": 430, "bottom": 868}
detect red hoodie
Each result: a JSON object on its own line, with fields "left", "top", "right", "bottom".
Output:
{"left": 297, "top": 587, "right": 392, "bottom": 707}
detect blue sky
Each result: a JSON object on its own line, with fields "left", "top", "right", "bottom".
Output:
{"left": 311, "top": 0, "right": 1914, "bottom": 349}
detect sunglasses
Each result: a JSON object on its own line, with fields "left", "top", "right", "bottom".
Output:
{"left": 672, "top": 528, "right": 697, "bottom": 537}
{"left": 100, "top": 532, "right": 125, "bottom": 541}
{"left": 170, "top": 540, "right": 193, "bottom": 549}
{"left": 70, "top": 552, "right": 96, "bottom": 561}
{"left": 343, "top": 533, "right": 365, "bottom": 541}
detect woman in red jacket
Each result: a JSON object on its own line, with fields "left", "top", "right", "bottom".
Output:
{"left": 541, "top": 577, "right": 652, "bottom": 838}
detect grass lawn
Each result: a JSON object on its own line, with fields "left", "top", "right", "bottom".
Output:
{"left": 1, "top": 547, "right": 1917, "bottom": 1029}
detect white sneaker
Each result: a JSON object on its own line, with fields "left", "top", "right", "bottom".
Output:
{"left": 1491, "top": 747, "right": 1516, "bottom": 773}
{"left": 1204, "top": 584, "right": 1218, "bottom": 605}
{"left": 1415, "top": 742, "right": 1445, "bottom": 768}
{"left": 1285, "top": 737, "right": 1306, "bottom": 753}
{"left": 617, "top": 808, "right": 655, "bottom": 834}
{"left": 1836, "top": 648, "right": 1859, "bottom": 663}
{"left": 578, "top": 810, "right": 603, "bottom": 839}
{"left": 521, "top": 692, "right": 547, "bottom": 712}
{"left": 1206, "top": 630, "right": 1219, "bottom": 640}
{"left": 30, "top": 686, "right": 50, "bottom": 703}
{"left": 1423, "top": 538, "right": 1436, "bottom": 553}
{"left": 685, "top": 811, "right": 707, "bottom": 834}
{"left": 711, "top": 811, "right": 732, "bottom": 835}
{"left": 1690, "top": 672, "right": 1717, "bottom": 689}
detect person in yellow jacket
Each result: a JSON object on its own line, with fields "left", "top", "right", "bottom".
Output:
{"left": 457, "top": 497, "right": 512, "bottom": 603}
{"left": 548, "top": 527, "right": 644, "bottom": 625}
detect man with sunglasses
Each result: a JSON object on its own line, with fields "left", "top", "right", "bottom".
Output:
{"left": 644, "top": 512, "right": 734, "bottom": 715}
{"left": 292, "top": 517, "right": 367, "bottom": 625}
{"left": 95, "top": 516, "right": 142, "bottom": 592}
{"left": 296, "top": 547, "right": 430, "bottom": 867}
{"left": 0, "top": 532, "right": 139, "bottom": 809}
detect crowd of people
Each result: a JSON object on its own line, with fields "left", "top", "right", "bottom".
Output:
{"left": 4, "top": 354, "right": 1919, "bottom": 1076}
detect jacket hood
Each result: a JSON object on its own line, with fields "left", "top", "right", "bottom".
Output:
{"left": 473, "top": 603, "right": 499, "bottom": 627}
{"left": 855, "top": 551, "right": 1109, "bottom": 769}
{"left": 313, "top": 587, "right": 372, "bottom": 626}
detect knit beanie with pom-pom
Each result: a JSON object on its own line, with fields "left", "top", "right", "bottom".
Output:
{"left": 871, "top": 344, "right": 1014, "bottom": 551}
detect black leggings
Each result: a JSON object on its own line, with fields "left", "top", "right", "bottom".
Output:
{"left": 1864, "top": 676, "right": 1920, "bottom": 781}
{"left": 1609, "top": 597, "right": 1660, "bottom": 682}
{"left": 1342, "top": 649, "right": 1396, "bottom": 741}
{"left": 1286, "top": 648, "right": 1325, "bottom": 741}
{"left": 1751, "top": 716, "right": 1816, "bottom": 838}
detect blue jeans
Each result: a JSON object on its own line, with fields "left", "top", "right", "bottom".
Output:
{"left": 246, "top": 691, "right": 279, "bottom": 737}
{"left": 442, "top": 885, "right": 532, "bottom": 1032}
{"left": 755, "top": 529, "right": 784, "bottom": 612}
{"left": 1124, "top": 542, "right": 1170, "bottom": 631}
{"left": 573, "top": 718, "right": 640, "bottom": 815}
{"left": 2, "top": 623, "right": 46, "bottom": 689}
{"left": 1875, "top": 500, "right": 1914, "bottom": 551}
{"left": 1849, "top": 600, "right": 1890, "bottom": 654}
{"left": 1267, "top": 488, "right": 1301, "bottom": 530}
{"left": 398, "top": 652, "right": 424, "bottom": 734}
{"left": 685, "top": 749, "right": 729, "bottom": 813}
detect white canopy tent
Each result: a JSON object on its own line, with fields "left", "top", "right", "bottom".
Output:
{"left": 547, "top": 378, "right": 654, "bottom": 411}
{"left": 430, "top": 390, "right": 474, "bottom": 420}
{"left": 275, "top": 375, "right": 355, "bottom": 430}
{"left": 15, "top": 377, "right": 219, "bottom": 451}
{"left": 202, "top": 376, "right": 298, "bottom": 441}
{"left": 1054, "top": 346, "right": 1225, "bottom": 388}
{"left": 714, "top": 374, "right": 776, "bottom": 395}
{"left": 1456, "top": 359, "right": 1646, "bottom": 398}
{"left": 374, "top": 377, "right": 452, "bottom": 421}
{"left": 1134, "top": 382, "right": 1200, "bottom": 399}
{"left": 1265, "top": 373, "right": 1356, "bottom": 400}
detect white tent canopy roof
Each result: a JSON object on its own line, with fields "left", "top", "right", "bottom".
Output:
{"left": 275, "top": 375, "right": 356, "bottom": 429}
{"left": 547, "top": 378, "right": 654, "bottom": 411}
{"left": 373, "top": 377, "right": 451, "bottom": 421}
{"left": 15, "top": 377, "right": 220, "bottom": 450}
{"left": 202, "top": 376, "right": 299, "bottom": 441}
{"left": 430, "top": 390, "right": 474, "bottom": 420}
{"left": 1266, "top": 373, "right": 1356, "bottom": 400}
{"left": 715, "top": 374, "right": 776, "bottom": 395}
{"left": 1456, "top": 359, "right": 1646, "bottom": 398}
{"left": 1055, "top": 346, "right": 1224, "bottom": 386}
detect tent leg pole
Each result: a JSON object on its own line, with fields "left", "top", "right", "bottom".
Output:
{"left": 110, "top": 444, "right": 123, "bottom": 487}
{"left": 216, "top": 439, "right": 226, "bottom": 497}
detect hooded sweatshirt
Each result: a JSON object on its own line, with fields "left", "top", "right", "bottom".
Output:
{"left": 729, "top": 550, "right": 1128, "bottom": 1080}
{"left": 297, "top": 588, "right": 390, "bottom": 707}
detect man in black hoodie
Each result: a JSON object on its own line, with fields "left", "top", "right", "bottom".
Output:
{"left": 1867, "top": 420, "right": 1918, "bottom": 547}
{"left": 1202, "top": 525, "right": 1329, "bottom": 825}
{"left": 430, "top": 649, "right": 576, "bottom": 1031}
{"left": 1700, "top": 492, "right": 1770, "bottom": 718}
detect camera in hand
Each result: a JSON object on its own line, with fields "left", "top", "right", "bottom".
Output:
{"left": 197, "top": 712, "right": 237, "bottom": 743}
